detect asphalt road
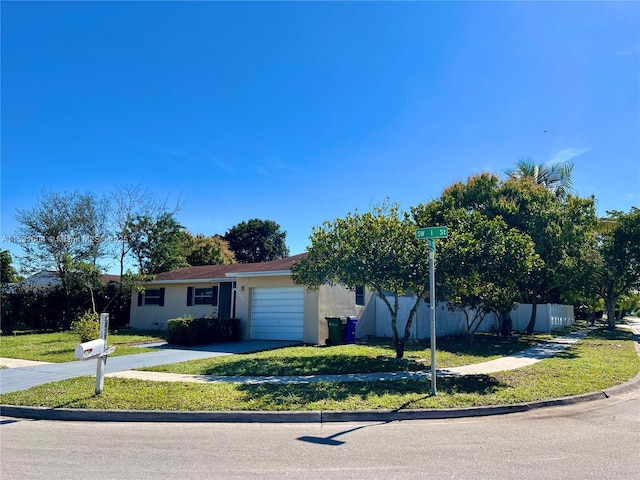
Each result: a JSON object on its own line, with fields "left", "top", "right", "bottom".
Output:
{"left": 2, "top": 389, "right": 639, "bottom": 480}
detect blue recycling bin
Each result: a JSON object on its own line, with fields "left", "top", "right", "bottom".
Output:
{"left": 345, "top": 316, "right": 358, "bottom": 344}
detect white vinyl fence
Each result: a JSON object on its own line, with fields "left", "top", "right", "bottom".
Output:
{"left": 374, "top": 297, "right": 574, "bottom": 339}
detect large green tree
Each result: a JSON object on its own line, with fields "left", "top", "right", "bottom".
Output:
{"left": 432, "top": 211, "right": 540, "bottom": 343}
{"left": 292, "top": 203, "right": 432, "bottom": 359}
{"left": 497, "top": 178, "right": 597, "bottom": 331}
{"left": 414, "top": 173, "right": 596, "bottom": 333}
{"left": 127, "top": 212, "right": 190, "bottom": 274}
{"left": 591, "top": 207, "right": 640, "bottom": 329}
{"left": 224, "top": 219, "right": 289, "bottom": 263}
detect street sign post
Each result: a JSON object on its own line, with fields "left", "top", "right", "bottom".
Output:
{"left": 415, "top": 226, "right": 448, "bottom": 395}
{"left": 428, "top": 247, "right": 436, "bottom": 395}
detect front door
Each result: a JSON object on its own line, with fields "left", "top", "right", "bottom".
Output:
{"left": 218, "top": 282, "right": 233, "bottom": 319}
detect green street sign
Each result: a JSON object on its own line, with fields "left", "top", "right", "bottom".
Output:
{"left": 415, "top": 226, "right": 448, "bottom": 239}
{"left": 427, "top": 238, "right": 436, "bottom": 251}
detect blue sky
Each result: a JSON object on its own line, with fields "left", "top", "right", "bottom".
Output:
{"left": 2, "top": 1, "right": 639, "bottom": 274}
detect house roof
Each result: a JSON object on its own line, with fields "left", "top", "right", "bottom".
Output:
{"left": 153, "top": 253, "right": 307, "bottom": 281}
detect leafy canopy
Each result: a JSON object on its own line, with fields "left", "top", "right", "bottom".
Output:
{"left": 185, "top": 233, "right": 235, "bottom": 266}
{"left": 224, "top": 219, "right": 289, "bottom": 263}
{"left": 292, "top": 202, "right": 433, "bottom": 358}
{"left": 14, "top": 190, "right": 109, "bottom": 274}
{"left": 412, "top": 180, "right": 543, "bottom": 341}
{"left": 592, "top": 207, "right": 640, "bottom": 328}
{"left": 292, "top": 203, "right": 431, "bottom": 295}
{"left": 1, "top": 250, "right": 19, "bottom": 284}
{"left": 127, "top": 212, "right": 190, "bottom": 274}
{"left": 413, "top": 172, "right": 597, "bottom": 332}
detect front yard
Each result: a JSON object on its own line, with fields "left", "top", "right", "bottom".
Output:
{"left": 1, "top": 327, "right": 637, "bottom": 411}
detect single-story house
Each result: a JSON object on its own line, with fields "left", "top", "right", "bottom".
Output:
{"left": 129, "top": 254, "right": 376, "bottom": 345}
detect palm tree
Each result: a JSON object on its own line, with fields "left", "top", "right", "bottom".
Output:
{"left": 505, "top": 157, "right": 575, "bottom": 197}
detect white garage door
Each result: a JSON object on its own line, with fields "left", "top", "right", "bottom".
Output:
{"left": 251, "top": 287, "right": 304, "bottom": 341}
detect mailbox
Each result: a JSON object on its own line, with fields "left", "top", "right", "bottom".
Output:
{"left": 74, "top": 338, "right": 105, "bottom": 360}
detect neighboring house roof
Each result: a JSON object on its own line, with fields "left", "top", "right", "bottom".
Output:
{"left": 19, "top": 270, "right": 62, "bottom": 287}
{"left": 12, "top": 270, "right": 121, "bottom": 288}
{"left": 153, "top": 253, "right": 307, "bottom": 282}
{"left": 100, "top": 274, "right": 122, "bottom": 284}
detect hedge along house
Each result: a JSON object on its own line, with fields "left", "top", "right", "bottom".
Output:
{"left": 129, "top": 254, "right": 376, "bottom": 345}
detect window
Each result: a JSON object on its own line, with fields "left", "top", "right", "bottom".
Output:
{"left": 187, "top": 286, "right": 219, "bottom": 306}
{"left": 137, "top": 288, "right": 165, "bottom": 306}
{"left": 195, "top": 287, "right": 214, "bottom": 305}
{"left": 355, "top": 285, "right": 365, "bottom": 306}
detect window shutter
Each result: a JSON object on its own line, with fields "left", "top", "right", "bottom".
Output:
{"left": 187, "top": 287, "right": 193, "bottom": 306}
{"left": 138, "top": 292, "right": 143, "bottom": 306}
{"left": 159, "top": 288, "right": 165, "bottom": 307}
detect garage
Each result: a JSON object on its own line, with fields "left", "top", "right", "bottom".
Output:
{"left": 250, "top": 287, "right": 304, "bottom": 341}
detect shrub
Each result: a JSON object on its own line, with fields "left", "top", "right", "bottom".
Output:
{"left": 166, "top": 316, "right": 241, "bottom": 346}
{"left": 70, "top": 311, "right": 100, "bottom": 342}
{"left": 166, "top": 316, "right": 194, "bottom": 345}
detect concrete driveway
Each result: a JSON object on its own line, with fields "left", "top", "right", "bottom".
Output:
{"left": 0, "top": 340, "right": 299, "bottom": 394}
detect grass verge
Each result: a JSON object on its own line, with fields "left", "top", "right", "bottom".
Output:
{"left": 2, "top": 328, "right": 637, "bottom": 411}
{"left": 0, "top": 331, "right": 166, "bottom": 363}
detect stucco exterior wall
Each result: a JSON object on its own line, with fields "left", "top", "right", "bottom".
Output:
{"left": 352, "top": 293, "right": 377, "bottom": 338}
{"left": 129, "top": 283, "right": 219, "bottom": 330}
{"left": 316, "top": 284, "right": 376, "bottom": 344}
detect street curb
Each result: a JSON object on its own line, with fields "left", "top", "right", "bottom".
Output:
{"left": 2, "top": 372, "right": 639, "bottom": 423}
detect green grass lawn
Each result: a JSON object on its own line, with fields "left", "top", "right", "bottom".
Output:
{"left": 0, "top": 331, "right": 166, "bottom": 363}
{"left": 141, "top": 332, "right": 552, "bottom": 376}
{"left": 2, "top": 327, "right": 637, "bottom": 411}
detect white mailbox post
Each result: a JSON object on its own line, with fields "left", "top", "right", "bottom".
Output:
{"left": 74, "top": 313, "right": 115, "bottom": 395}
